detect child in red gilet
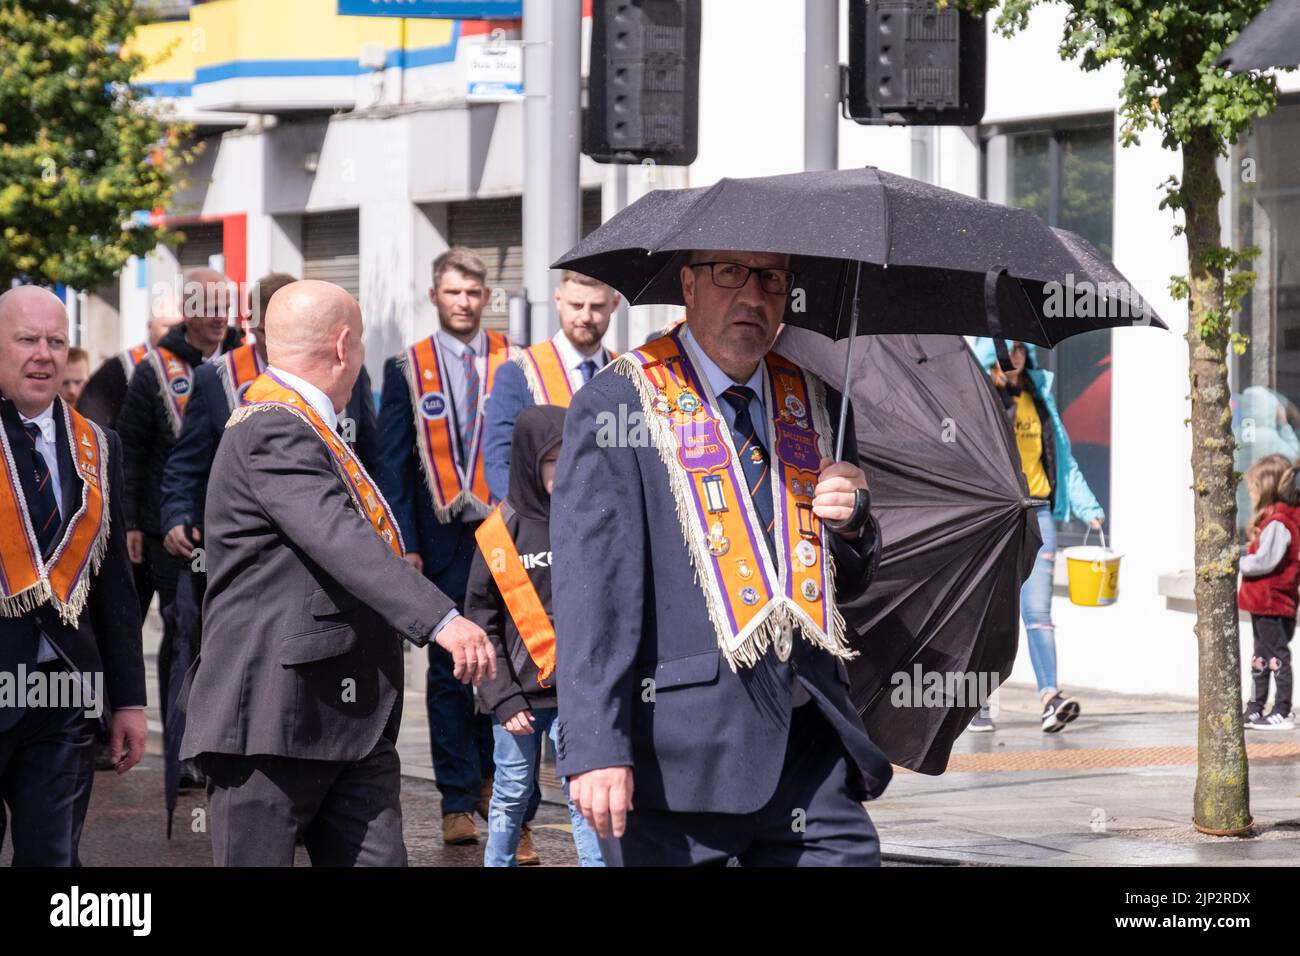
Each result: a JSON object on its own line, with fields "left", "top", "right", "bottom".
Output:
{"left": 1239, "top": 454, "right": 1300, "bottom": 731}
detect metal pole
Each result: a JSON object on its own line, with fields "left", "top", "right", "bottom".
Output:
{"left": 804, "top": 0, "right": 839, "bottom": 172}
{"left": 546, "top": 0, "right": 583, "bottom": 342}
{"left": 911, "top": 125, "right": 933, "bottom": 183}
{"left": 523, "top": 0, "right": 552, "bottom": 345}
{"left": 612, "top": 164, "right": 630, "bottom": 351}
{"left": 834, "top": 260, "right": 865, "bottom": 462}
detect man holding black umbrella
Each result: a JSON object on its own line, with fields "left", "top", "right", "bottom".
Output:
{"left": 551, "top": 249, "right": 893, "bottom": 866}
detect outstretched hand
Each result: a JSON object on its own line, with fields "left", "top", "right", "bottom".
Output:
{"left": 434, "top": 615, "right": 497, "bottom": 685}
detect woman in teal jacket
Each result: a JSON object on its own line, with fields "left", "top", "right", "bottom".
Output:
{"left": 971, "top": 338, "right": 1105, "bottom": 733}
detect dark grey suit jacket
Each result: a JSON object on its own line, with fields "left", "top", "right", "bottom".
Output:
{"left": 180, "top": 404, "right": 456, "bottom": 764}
{"left": 552, "top": 365, "right": 894, "bottom": 815}
{"left": 0, "top": 399, "right": 145, "bottom": 732}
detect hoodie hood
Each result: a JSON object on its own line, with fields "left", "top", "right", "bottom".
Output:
{"left": 158, "top": 321, "right": 244, "bottom": 367}
{"left": 507, "top": 404, "right": 567, "bottom": 523}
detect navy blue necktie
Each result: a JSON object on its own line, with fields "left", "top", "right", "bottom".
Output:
{"left": 22, "top": 422, "right": 61, "bottom": 556}
{"left": 719, "top": 386, "right": 774, "bottom": 552}
{"left": 578, "top": 359, "right": 598, "bottom": 385}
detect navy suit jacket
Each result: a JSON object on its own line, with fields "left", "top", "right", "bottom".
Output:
{"left": 160, "top": 364, "right": 378, "bottom": 536}
{"left": 0, "top": 399, "right": 145, "bottom": 732}
{"left": 375, "top": 355, "right": 478, "bottom": 606}
{"left": 551, "top": 365, "right": 893, "bottom": 814}
{"left": 481, "top": 359, "right": 531, "bottom": 502}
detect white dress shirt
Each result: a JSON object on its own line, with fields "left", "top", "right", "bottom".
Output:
{"left": 435, "top": 328, "right": 487, "bottom": 435}
{"left": 267, "top": 366, "right": 340, "bottom": 432}
{"left": 551, "top": 330, "right": 609, "bottom": 393}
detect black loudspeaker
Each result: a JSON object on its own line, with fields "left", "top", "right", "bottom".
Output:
{"left": 584, "top": 0, "right": 701, "bottom": 165}
{"left": 846, "top": 0, "right": 986, "bottom": 126}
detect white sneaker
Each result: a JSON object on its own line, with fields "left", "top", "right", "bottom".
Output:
{"left": 1247, "top": 711, "right": 1295, "bottom": 732}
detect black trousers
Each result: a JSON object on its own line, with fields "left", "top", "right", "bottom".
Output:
{"left": 1250, "top": 614, "right": 1294, "bottom": 716}
{"left": 0, "top": 668, "right": 97, "bottom": 866}
{"left": 599, "top": 703, "right": 881, "bottom": 867}
{"left": 200, "top": 736, "right": 407, "bottom": 867}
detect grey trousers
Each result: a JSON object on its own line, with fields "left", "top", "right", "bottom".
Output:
{"left": 201, "top": 736, "right": 406, "bottom": 867}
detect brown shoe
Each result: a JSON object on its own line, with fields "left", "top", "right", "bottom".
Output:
{"left": 476, "top": 778, "right": 494, "bottom": 822}
{"left": 442, "top": 811, "right": 479, "bottom": 845}
{"left": 516, "top": 824, "right": 540, "bottom": 866}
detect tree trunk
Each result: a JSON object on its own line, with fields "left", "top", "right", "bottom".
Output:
{"left": 1183, "top": 130, "right": 1252, "bottom": 835}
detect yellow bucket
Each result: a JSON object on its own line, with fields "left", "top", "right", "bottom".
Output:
{"left": 1063, "top": 528, "right": 1122, "bottom": 607}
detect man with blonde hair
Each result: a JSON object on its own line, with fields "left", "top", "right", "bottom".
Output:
{"left": 482, "top": 270, "right": 620, "bottom": 500}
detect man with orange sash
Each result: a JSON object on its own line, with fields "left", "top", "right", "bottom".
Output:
{"left": 377, "top": 247, "right": 517, "bottom": 847}
{"left": 159, "top": 273, "right": 379, "bottom": 564}
{"left": 116, "top": 268, "right": 243, "bottom": 792}
{"left": 552, "top": 250, "right": 894, "bottom": 866}
{"left": 0, "top": 286, "right": 147, "bottom": 866}
{"left": 481, "top": 270, "right": 620, "bottom": 500}
{"left": 181, "top": 280, "right": 495, "bottom": 866}
{"left": 77, "top": 300, "right": 184, "bottom": 431}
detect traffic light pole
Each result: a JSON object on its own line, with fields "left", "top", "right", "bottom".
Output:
{"left": 523, "top": 0, "right": 582, "bottom": 345}
{"left": 804, "top": 0, "right": 840, "bottom": 172}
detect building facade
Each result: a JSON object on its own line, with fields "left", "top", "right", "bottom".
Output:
{"left": 114, "top": 0, "right": 1299, "bottom": 702}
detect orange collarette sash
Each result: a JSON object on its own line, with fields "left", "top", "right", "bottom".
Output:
{"left": 403, "top": 331, "right": 513, "bottom": 523}
{"left": 216, "top": 344, "right": 266, "bottom": 410}
{"left": 513, "top": 340, "right": 617, "bottom": 408}
{"left": 474, "top": 506, "right": 556, "bottom": 686}
{"left": 232, "top": 373, "right": 403, "bottom": 555}
{"left": 0, "top": 401, "right": 110, "bottom": 626}
{"left": 613, "top": 329, "right": 851, "bottom": 671}
{"left": 149, "top": 346, "right": 194, "bottom": 438}
{"left": 119, "top": 342, "right": 152, "bottom": 382}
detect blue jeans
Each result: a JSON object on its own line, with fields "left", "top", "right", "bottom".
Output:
{"left": 484, "top": 709, "right": 605, "bottom": 867}
{"left": 1021, "top": 505, "right": 1058, "bottom": 696}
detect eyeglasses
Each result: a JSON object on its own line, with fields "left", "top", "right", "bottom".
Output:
{"left": 690, "top": 261, "right": 796, "bottom": 296}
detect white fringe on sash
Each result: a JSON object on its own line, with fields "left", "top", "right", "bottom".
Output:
{"left": 0, "top": 415, "right": 112, "bottom": 628}
{"left": 512, "top": 351, "right": 550, "bottom": 407}
{"left": 611, "top": 354, "right": 854, "bottom": 672}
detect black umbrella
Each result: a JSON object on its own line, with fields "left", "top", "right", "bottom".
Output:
{"left": 555, "top": 166, "right": 1166, "bottom": 456}
{"left": 777, "top": 328, "right": 1040, "bottom": 773}
{"left": 1216, "top": 1, "right": 1300, "bottom": 71}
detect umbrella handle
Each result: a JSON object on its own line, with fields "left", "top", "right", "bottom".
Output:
{"left": 834, "top": 260, "right": 866, "bottom": 462}
{"left": 985, "top": 268, "right": 1015, "bottom": 373}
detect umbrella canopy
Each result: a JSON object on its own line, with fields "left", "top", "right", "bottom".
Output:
{"left": 776, "top": 327, "right": 1040, "bottom": 774}
{"left": 555, "top": 166, "right": 1166, "bottom": 347}
{"left": 1216, "top": 1, "right": 1300, "bottom": 71}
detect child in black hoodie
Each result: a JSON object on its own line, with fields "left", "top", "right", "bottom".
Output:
{"left": 466, "top": 405, "right": 604, "bottom": 867}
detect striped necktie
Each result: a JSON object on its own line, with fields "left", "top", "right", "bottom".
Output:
{"left": 22, "top": 422, "right": 62, "bottom": 557}
{"left": 719, "top": 385, "right": 774, "bottom": 555}
{"left": 460, "top": 345, "right": 479, "bottom": 466}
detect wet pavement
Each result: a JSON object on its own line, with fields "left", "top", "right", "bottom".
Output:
{"left": 6, "top": 611, "right": 1300, "bottom": 866}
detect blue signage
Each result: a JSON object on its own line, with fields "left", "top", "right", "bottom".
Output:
{"left": 338, "top": 0, "right": 522, "bottom": 18}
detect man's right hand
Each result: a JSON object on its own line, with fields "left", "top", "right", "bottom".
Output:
{"left": 434, "top": 615, "right": 496, "bottom": 685}
{"left": 163, "top": 523, "right": 201, "bottom": 559}
{"left": 403, "top": 552, "right": 424, "bottom": 574}
{"left": 570, "top": 766, "right": 634, "bottom": 839}
{"left": 126, "top": 530, "right": 144, "bottom": 565}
